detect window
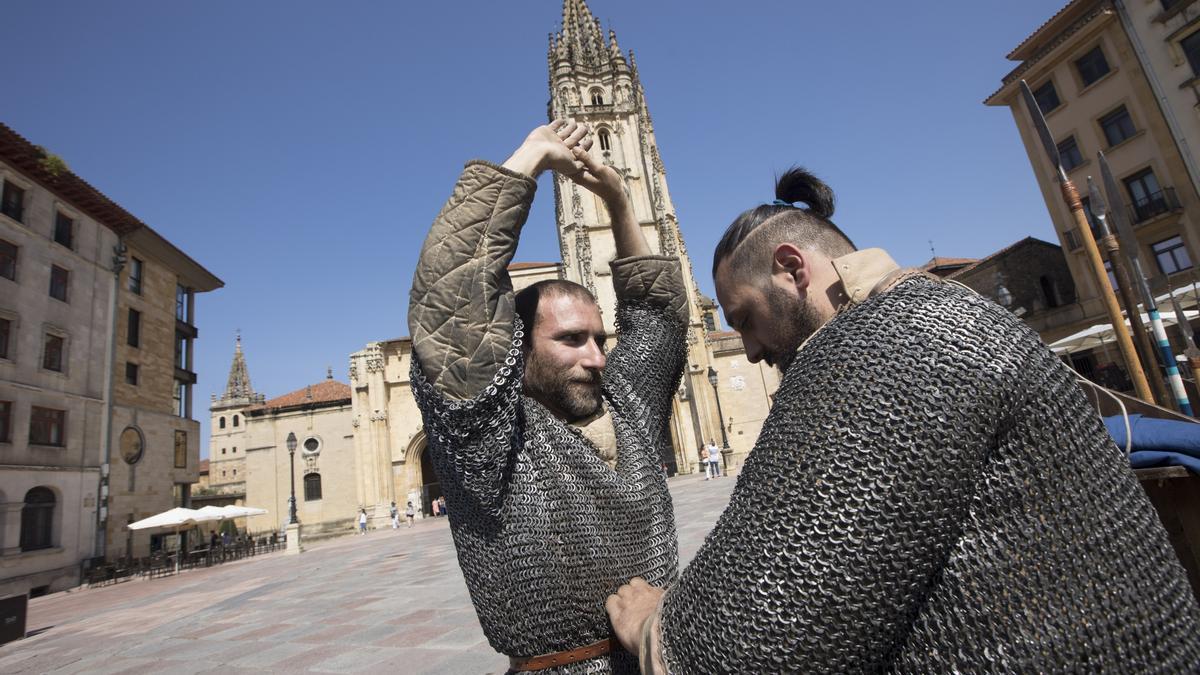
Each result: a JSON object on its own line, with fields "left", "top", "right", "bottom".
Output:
{"left": 127, "top": 309, "right": 141, "bottom": 348}
{"left": 1032, "top": 80, "right": 1061, "bottom": 113}
{"left": 1099, "top": 106, "right": 1136, "bottom": 147}
{"left": 703, "top": 312, "right": 716, "bottom": 332}
{"left": 1075, "top": 46, "right": 1111, "bottom": 87}
{"left": 219, "top": 416, "right": 226, "bottom": 429}
{"left": 222, "top": 470, "right": 227, "bottom": 478}
{"left": 0, "top": 400, "right": 11, "bottom": 442}
{"left": 233, "top": 415, "right": 239, "bottom": 427}
{"left": 42, "top": 334, "right": 64, "bottom": 372}
{"left": 128, "top": 258, "right": 143, "bottom": 295}
{"left": 174, "top": 429, "right": 187, "bottom": 468}
{"left": 1125, "top": 168, "right": 1168, "bottom": 222}
{"left": 176, "top": 284, "right": 190, "bottom": 322}
{"left": 0, "top": 317, "right": 9, "bottom": 359}
{"left": 0, "top": 239, "right": 15, "bottom": 280}
{"left": 173, "top": 379, "right": 186, "bottom": 417}
{"left": 1184, "top": 30, "right": 1200, "bottom": 76}
{"left": 1064, "top": 228, "right": 1082, "bottom": 251}
{"left": 1, "top": 181, "right": 25, "bottom": 222}
{"left": 221, "top": 447, "right": 226, "bottom": 455}
{"left": 304, "top": 473, "right": 323, "bottom": 501}
{"left": 29, "top": 406, "right": 65, "bottom": 446}
{"left": 20, "top": 487, "right": 55, "bottom": 551}
{"left": 232, "top": 469, "right": 237, "bottom": 476}
{"left": 1153, "top": 236, "right": 1193, "bottom": 275}
{"left": 125, "top": 362, "right": 139, "bottom": 386}
{"left": 1057, "top": 136, "right": 1083, "bottom": 172}
{"left": 54, "top": 213, "right": 74, "bottom": 249}
{"left": 599, "top": 129, "right": 611, "bottom": 152}
{"left": 590, "top": 89, "right": 604, "bottom": 105}
{"left": 232, "top": 446, "right": 237, "bottom": 453}
{"left": 175, "top": 334, "right": 186, "bottom": 369}
{"left": 1040, "top": 276, "right": 1061, "bottom": 308}
{"left": 49, "top": 265, "right": 69, "bottom": 302}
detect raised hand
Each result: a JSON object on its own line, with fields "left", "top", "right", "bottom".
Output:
{"left": 502, "top": 120, "right": 590, "bottom": 178}
{"left": 566, "top": 141, "right": 627, "bottom": 206}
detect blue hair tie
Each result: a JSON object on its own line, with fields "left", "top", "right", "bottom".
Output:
{"left": 772, "top": 199, "right": 793, "bottom": 207}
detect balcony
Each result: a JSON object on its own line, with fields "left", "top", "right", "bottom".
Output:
{"left": 1129, "top": 187, "right": 1182, "bottom": 224}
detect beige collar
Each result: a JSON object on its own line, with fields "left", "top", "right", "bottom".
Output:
{"left": 830, "top": 248, "right": 902, "bottom": 305}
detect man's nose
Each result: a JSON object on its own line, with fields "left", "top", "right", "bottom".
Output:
{"left": 581, "top": 339, "right": 606, "bottom": 371}
{"left": 742, "top": 335, "right": 762, "bottom": 364}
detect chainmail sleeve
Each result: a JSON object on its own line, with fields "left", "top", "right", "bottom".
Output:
{"left": 604, "top": 255, "right": 688, "bottom": 462}
{"left": 658, "top": 278, "right": 1038, "bottom": 672}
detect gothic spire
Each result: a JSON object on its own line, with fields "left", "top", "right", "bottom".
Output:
{"left": 558, "top": 0, "right": 607, "bottom": 67}
{"left": 221, "top": 332, "right": 257, "bottom": 402}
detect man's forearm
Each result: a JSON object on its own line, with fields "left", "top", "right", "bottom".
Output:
{"left": 608, "top": 195, "right": 651, "bottom": 259}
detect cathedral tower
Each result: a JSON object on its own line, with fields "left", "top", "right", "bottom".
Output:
{"left": 549, "top": 0, "right": 722, "bottom": 470}
{"left": 208, "top": 333, "right": 263, "bottom": 495}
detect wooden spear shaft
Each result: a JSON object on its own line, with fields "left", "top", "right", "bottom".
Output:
{"left": 1063, "top": 180, "right": 1153, "bottom": 401}
{"left": 1100, "top": 233, "right": 1171, "bottom": 407}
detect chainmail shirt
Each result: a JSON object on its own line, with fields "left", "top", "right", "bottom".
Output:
{"left": 409, "top": 161, "right": 687, "bottom": 673}
{"left": 660, "top": 275, "right": 1200, "bottom": 673}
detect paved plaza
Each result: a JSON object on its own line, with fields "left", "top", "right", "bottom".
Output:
{"left": 0, "top": 474, "right": 736, "bottom": 674}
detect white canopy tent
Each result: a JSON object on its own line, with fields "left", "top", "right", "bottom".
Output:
{"left": 127, "top": 507, "right": 225, "bottom": 572}
{"left": 1048, "top": 311, "right": 1199, "bottom": 356}
{"left": 196, "top": 505, "right": 268, "bottom": 520}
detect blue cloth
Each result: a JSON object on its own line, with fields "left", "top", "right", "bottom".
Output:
{"left": 1104, "top": 413, "right": 1200, "bottom": 474}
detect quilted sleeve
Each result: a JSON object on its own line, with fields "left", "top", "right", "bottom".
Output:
{"left": 408, "top": 160, "right": 537, "bottom": 400}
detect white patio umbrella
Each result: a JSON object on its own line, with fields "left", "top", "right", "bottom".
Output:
{"left": 1049, "top": 311, "right": 1199, "bottom": 356}
{"left": 1155, "top": 282, "right": 1200, "bottom": 311}
{"left": 127, "top": 507, "right": 223, "bottom": 572}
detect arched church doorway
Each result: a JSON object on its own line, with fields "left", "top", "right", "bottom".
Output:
{"left": 418, "top": 442, "right": 442, "bottom": 517}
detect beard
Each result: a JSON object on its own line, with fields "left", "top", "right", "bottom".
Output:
{"left": 524, "top": 352, "right": 604, "bottom": 423}
{"left": 763, "top": 284, "right": 825, "bottom": 375}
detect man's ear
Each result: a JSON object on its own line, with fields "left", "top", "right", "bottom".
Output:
{"left": 772, "top": 243, "right": 810, "bottom": 294}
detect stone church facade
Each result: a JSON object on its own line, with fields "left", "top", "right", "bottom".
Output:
{"left": 215, "top": 0, "right": 778, "bottom": 533}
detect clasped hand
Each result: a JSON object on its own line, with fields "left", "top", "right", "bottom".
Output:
{"left": 503, "top": 120, "right": 628, "bottom": 207}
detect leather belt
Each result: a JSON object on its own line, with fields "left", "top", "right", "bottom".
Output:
{"left": 508, "top": 638, "right": 615, "bottom": 671}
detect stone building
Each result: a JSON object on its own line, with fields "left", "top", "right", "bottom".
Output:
{"left": 0, "top": 121, "right": 220, "bottom": 597}
{"left": 948, "top": 237, "right": 1082, "bottom": 337}
{"left": 985, "top": 0, "right": 1200, "bottom": 339}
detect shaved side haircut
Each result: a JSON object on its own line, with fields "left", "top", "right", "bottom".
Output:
{"left": 712, "top": 167, "right": 856, "bottom": 280}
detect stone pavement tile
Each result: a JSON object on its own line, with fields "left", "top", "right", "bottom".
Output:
{"left": 414, "top": 647, "right": 508, "bottom": 675}
{"left": 222, "top": 641, "right": 317, "bottom": 669}
{"left": 423, "top": 625, "right": 489, "bottom": 650}
{"left": 317, "top": 608, "right": 380, "bottom": 625}
{"left": 318, "top": 622, "right": 402, "bottom": 646}
{"left": 152, "top": 637, "right": 255, "bottom": 663}
{"left": 271, "top": 644, "right": 355, "bottom": 671}
{"left": 225, "top": 621, "right": 292, "bottom": 642}
{"left": 373, "top": 624, "right": 451, "bottom": 648}
{"left": 2, "top": 648, "right": 83, "bottom": 674}
{"left": 290, "top": 623, "right": 361, "bottom": 645}
{"left": 307, "top": 645, "right": 406, "bottom": 673}
{"left": 122, "top": 636, "right": 191, "bottom": 659}
{"left": 369, "top": 646, "right": 454, "bottom": 673}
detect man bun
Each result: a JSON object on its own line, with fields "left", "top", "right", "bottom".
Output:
{"left": 775, "top": 167, "right": 835, "bottom": 220}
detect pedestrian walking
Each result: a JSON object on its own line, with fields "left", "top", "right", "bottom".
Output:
{"left": 437, "top": 496, "right": 446, "bottom": 517}
{"left": 405, "top": 501, "right": 416, "bottom": 528}
{"left": 390, "top": 501, "right": 400, "bottom": 530}
{"left": 706, "top": 440, "right": 722, "bottom": 478}
{"left": 358, "top": 508, "right": 368, "bottom": 535}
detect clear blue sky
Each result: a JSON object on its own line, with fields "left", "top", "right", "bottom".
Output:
{"left": 3, "top": 1, "right": 1060, "bottom": 456}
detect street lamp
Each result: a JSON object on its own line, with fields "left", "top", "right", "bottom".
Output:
{"left": 286, "top": 432, "right": 299, "bottom": 525}
{"left": 706, "top": 366, "right": 731, "bottom": 455}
